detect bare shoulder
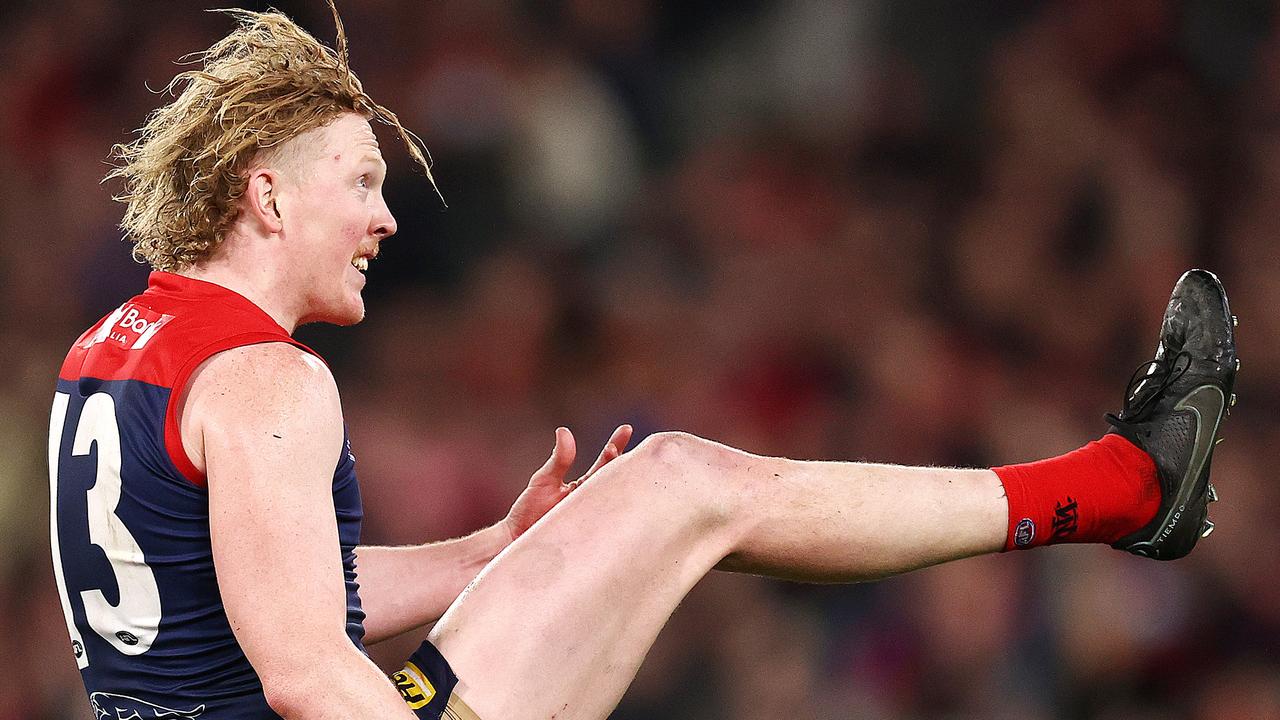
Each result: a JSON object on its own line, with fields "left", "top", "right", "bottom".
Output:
{"left": 180, "top": 342, "right": 342, "bottom": 476}
{"left": 189, "top": 342, "right": 338, "bottom": 412}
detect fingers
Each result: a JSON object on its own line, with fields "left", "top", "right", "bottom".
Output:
{"left": 574, "top": 424, "right": 634, "bottom": 486}
{"left": 608, "top": 424, "right": 633, "bottom": 453}
{"left": 581, "top": 443, "right": 619, "bottom": 481}
{"left": 534, "top": 424, "right": 634, "bottom": 492}
{"left": 533, "top": 427, "right": 576, "bottom": 485}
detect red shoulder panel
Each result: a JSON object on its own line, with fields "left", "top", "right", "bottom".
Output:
{"left": 59, "top": 272, "right": 323, "bottom": 488}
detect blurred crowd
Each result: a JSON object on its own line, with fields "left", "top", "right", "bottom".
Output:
{"left": 2, "top": 0, "right": 1279, "bottom": 718}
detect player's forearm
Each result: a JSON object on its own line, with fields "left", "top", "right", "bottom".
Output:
{"left": 261, "top": 641, "right": 418, "bottom": 718}
{"left": 355, "top": 521, "right": 513, "bottom": 643}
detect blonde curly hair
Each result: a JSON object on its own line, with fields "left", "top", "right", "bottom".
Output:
{"left": 107, "top": 2, "right": 435, "bottom": 271}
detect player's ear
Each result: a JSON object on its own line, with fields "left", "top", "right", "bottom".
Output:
{"left": 243, "top": 167, "right": 285, "bottom": 235}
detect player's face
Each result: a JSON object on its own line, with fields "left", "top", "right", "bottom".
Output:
{"left": 281, "top": 113, "right": 396, "bottom": 327}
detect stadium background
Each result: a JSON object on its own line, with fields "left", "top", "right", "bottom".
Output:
{"left": 1, "top": 0, "right": 1278, "bottom": 717}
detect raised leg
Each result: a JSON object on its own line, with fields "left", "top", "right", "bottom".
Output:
{"left": 429, "top": 432, "right": 1007, "bottom": 720}
{"left": 429, "top": 269, "right": 1239, "bottom": 718}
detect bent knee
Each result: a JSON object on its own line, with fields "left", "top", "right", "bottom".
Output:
{"left": 613, "top": 431, "right": 756, "bottom": 515}
{"left": 629, "top": 430, "right": 748, "bottom": 472}
{"left": 632, "top": 430, "right": 705, "bottom": 463}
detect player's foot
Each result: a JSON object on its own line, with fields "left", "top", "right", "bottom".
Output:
{"left": 1106, "top": 269, "right": 1238, "bottom": 560}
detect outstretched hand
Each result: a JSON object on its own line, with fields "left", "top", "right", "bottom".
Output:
{"left": 503, "top": 424, "right": 634, "bottom": 541}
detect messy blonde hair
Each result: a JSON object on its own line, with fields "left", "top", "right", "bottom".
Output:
{"left": 107, "top": 2, "right": 435, "bottom": 271}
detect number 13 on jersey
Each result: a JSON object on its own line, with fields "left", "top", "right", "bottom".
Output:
{"left": 49, "top": 391, "right": 162, "bottom": 669}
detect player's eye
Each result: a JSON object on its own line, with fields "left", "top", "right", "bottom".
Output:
{"left": 357, "top": 174, "right": 369, "bottom": 189}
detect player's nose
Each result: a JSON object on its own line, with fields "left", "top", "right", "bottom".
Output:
{"left": 372, "top": 202, "right": 397, "bottom": 240}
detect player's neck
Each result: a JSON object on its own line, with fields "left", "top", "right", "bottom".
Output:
{"left": 178, "top": 253, "right": 304, "bottom": 335}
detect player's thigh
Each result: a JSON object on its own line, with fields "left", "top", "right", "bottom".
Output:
{"left": 429, "top": 433, "right": 753, "bottom": 720}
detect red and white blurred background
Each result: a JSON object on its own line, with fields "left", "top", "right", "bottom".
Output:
{"left": 1, "top": 1, "right": 1278, "bottom": 718}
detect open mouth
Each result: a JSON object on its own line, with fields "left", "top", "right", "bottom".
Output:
{"left": 351, "top": 248, "right": 377, "bottom": 273}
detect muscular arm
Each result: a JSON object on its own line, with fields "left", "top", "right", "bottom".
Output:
{"left": 187, "top": 343, "right": 416, "bottom": 718}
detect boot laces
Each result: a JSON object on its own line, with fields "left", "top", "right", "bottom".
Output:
{"left": 1105, "top": 349, "right": 1192, "bottom": 426}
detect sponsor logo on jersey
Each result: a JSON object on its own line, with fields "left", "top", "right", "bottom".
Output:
{"left": 393, "top": 661, "right": 437, "bottom": 710}
{"left": 82, "top": 304, "right": 175, "bottom": 351}
{"left": 1014, "top": 517, "right": 1036, "bottom": 547}
{"left": 89, "top": 692, "right": 205, "bottom": 720}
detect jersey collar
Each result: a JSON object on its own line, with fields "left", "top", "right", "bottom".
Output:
{"left": 145, "top": 271, "right": 293, "bottom": 336}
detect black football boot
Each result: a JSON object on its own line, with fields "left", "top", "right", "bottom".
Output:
{"left": 1106, "top": 269, "right": 1238, "bottom": 560}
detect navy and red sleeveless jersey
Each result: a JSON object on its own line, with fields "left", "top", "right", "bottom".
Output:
{"left": 49, "top": 271, "right": 365, "bottom": 718}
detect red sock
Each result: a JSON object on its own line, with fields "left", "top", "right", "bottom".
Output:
{"left": 993, "top": 434, "right": 1161, "bottom": 551}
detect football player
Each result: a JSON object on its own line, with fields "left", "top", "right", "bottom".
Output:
{"left": 49, "top": 5, "right": 1238, "bottom": 719}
